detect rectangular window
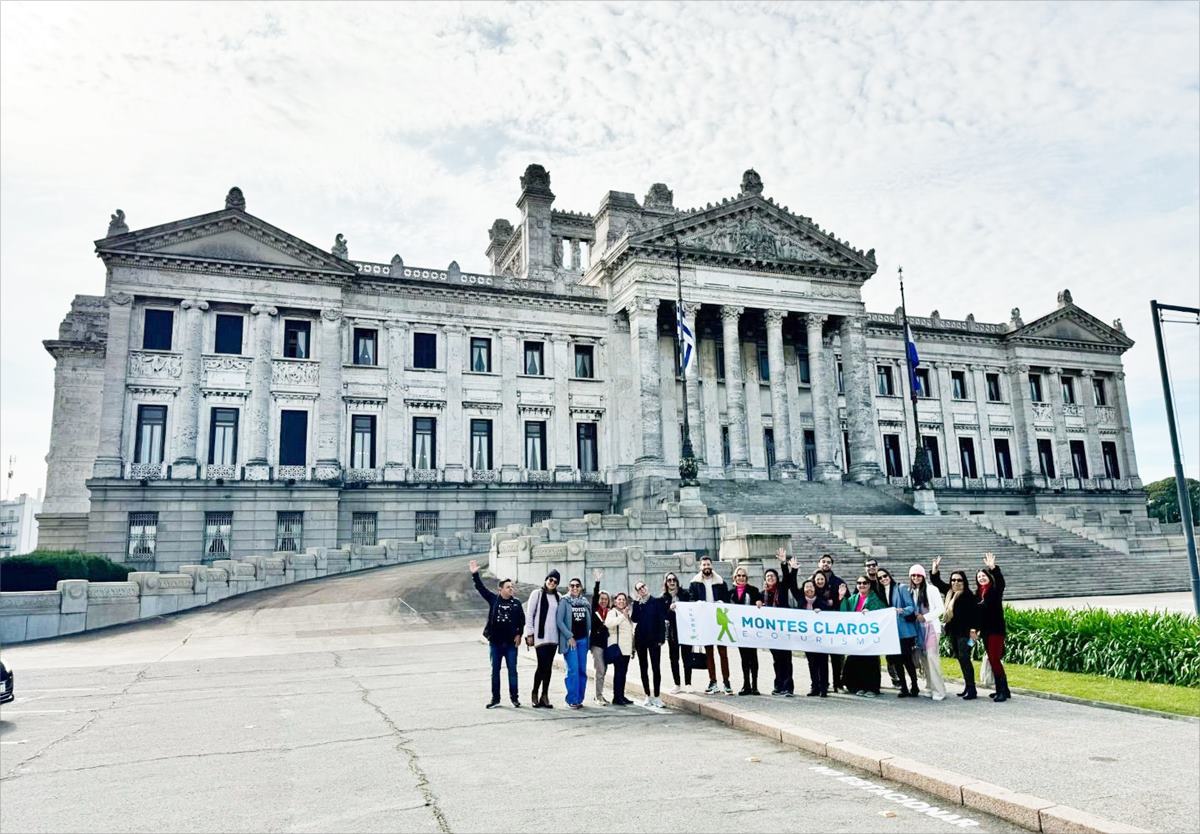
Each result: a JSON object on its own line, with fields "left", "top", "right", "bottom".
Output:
{"left": 1029, "top": 373, "right": 1044, "bottom": 403}
{"left": 470, "top": 337, "right": 492, "bottom": 373}
{"left": 1037, "top": 438, "right": 1056, "bottom": 478}
{"left": 576, "top": 422, "right": 598, "bottom": 472}
{"left": 921, "top": 435, "right": 943, "bottom": 478}
{"left": 350, "top": 414, "right": 376, "bottom": 468}
{"left": 530, "top": 510, "right": 553, "bottom": 525}
{"left": 413, "top": 332, "right": 437, "bottom": 369}
{"left": 843, "top": 430, "right": 851, "bottom": 471}
{"left": 204, "top": 511, "right": 233, "bottom": 561}
{"left": 913, "top": 368, "right": 931, "bottom": 398}
{"left": 959, "top": 437, "right": 978, "bottom": 479}
{"left": 951, "top": 370, "right": 968, "bottom": 400}
{"left": 142, "top": 308, "right": 173, "bottom": 351}
{"left": 352, "top": 512, "right": 377, "bottom": 546}
{"left": 1101, "top": 441, "right": 1121, "bottom": 479}
{"left": 353, "top": 328, "right": 378, "bottom": 366}
{"left": 525, "top": 421, "right": 547, "bottom": 470}
{"left": 415, "top": 510, "right": 439, "bottom": 539}
{"left": 474, "top": 510, "right": 497, "bottom": 533}
{"left": 413, "top": 417, "right": 436, "bottom": 469}
{"left": 721, "top": 426, "right": 731, "bottom": 467}
{"left": 276, "top": 511, "right": 303, "bottom": 552}
{"left": 1092, "top": 378, "right": 1107, "bottom": 406}
{"left": 763, "top": 428, "right": 776, "bottom": 468}
{"left": 883, "top": 434, "right": 903, "bottom": 477}
{"left": 283, "top": 320, "right": 311, "bottom": 359}
{"left": 836, "top": 361, "right": 845, "bottom": 395}
{"left": 524, "top": 341, "right": 544, "bottom": 375}
{"left": 1070, "top": 439, "right": 1089, "bottom": 479}
{"left": 574, "top": 345, "right": 594, "bottom": 378}
{"left": 715, "top": 341, "right": 726, "bottom": 381}
{"left": 797, "top": 349, "right": 810, "bottom": 385}
{"left": 876, "top": 365, "right": 895, "bottom": 396}
{"left": 803, "top": 430, "right": 816, "bottom": 480}
{"left": 471, "top": 419, "right": 493, "bottom": 470}
{"left": 214, "top": 314, "right": 244, "bottom": 355}
{"left": 135, "top": 405, "right": 167, "bottom": 465}
{"left": 208, "top": 407, "right": 239, "bottom": 465}
{"left": 986, "top": 373, "right": 1003, "bottom": 403}
{"left": 127, "top": 512, "right": 158, "bottom": 562}
{"left": 994, "top": 438, "right": 1014, "bottom": 479}
{"left": 757, "top": 344, "right": 770, "bottom": 382}
{"left": 1061, "top": 376, "right": 1076, "bottom": 405}
{"left": 279, "top": 410, "right": 308, "bottom": 467}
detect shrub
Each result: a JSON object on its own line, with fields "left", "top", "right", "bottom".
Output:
{"left": 943, "top": 606, "right": 1200, "bottom": 688}
{"left": 0, "top": 550, "right": 132, "bottom": 592}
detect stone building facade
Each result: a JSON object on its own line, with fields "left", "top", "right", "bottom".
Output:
{"left": 38, "top": 169, "right": 1142, "bottom": 570}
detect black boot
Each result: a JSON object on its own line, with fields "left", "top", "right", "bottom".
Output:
{"left": 993, "top": 674, "right": 1010, "bottom": 702}
{"left": 962, "top": 686, "right": 978, "bottom": 701}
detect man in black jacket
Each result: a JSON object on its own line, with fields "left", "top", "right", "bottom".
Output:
{"left": 471, "top": 559, "right": 525, "bottom": 708}
{"left": 688, "top": 556, "right": 732, "bottom": 695}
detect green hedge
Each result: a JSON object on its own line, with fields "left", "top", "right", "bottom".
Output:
{"left": 0, "top": 550, "right": 132, "bottom": 592}
{"left": 943, "top": 606, "right": 1200, "bottom": 688}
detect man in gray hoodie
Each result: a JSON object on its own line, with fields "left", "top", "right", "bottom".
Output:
{"left": 557, "top": 577, "right": 592, "bottom": 709}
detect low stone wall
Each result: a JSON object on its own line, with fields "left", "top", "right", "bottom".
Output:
{"left": 0, "top": 536, "right": 468, "bottom": 644}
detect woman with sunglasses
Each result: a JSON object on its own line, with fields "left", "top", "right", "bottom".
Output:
{"left": 662, "top": 572, "right": 693, "bottom": 693}
{"left": 809, "top": 570, "right": 845, "bottom": 693}
{"left": 930, "top": 557, "right": 979, "bottom": 700}
{"left": 908, "top": 563, "right": 946, "bottom": 701}
{"left": 604, "top": 592, "right": 636, "bottom": 706}
{"left": 557, "top": 576, "right": 592, "bottom": 710}
{"left": 797, "top": 578, "right": 831, "bottom": 697}
{"left": 758, "top": 564, "right": 794, "bottom": 697}
{"left": 838, "top": 576, "right": 885, "bottom": 697}
{"left": 730, "top": 565, "right": 763, "bottom": 695}
{"left": 876, "top": 568, "right": 920, "bottom": 698}
{"left": 590, "top": 568, "right": 611, "bottom": 706}
{"left": 632, "top": 579, "right": 668, "bottom": 708}
{"left": 523, "top": 570, "right": 561, "bottom": 709}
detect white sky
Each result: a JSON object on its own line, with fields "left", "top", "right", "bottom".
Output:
{"left": 1, "top": 1, "right": 1197, "bottom": 499}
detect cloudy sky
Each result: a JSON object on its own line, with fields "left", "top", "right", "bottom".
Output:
{"left": 1, "top": 1, "right": 1197, "bottom": 500}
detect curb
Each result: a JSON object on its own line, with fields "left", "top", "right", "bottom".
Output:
{"left": 522, "top": 645, "right": 1147, "bottom": 834}
{"left": 938, "top": 674, "right": 1199, "bottom": 724}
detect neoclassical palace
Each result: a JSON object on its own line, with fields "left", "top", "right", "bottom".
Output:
{"left": 39, "top": 167, "right": 1142, "bottom": 570}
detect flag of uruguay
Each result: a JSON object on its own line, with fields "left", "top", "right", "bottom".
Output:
{"left": 677, "top": 307, "right": 695, "bottom": 373}
{"left": 905, "top": 323, "right": 921, "bottom": 392}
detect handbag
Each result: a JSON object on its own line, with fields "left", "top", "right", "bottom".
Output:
{"left": 603, "top": 644, "right": 622, "bottom": 665}
{"left": 685, "top": 647, "right": 708, "bottom": 671}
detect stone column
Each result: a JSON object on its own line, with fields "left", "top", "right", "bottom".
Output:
{"left": 444, "top": 325, "right": 466, "bottom": 482}
{"left": 841, "top": 315, "right": 883, "bottom": 482}
{"left": 1045, "top": 367, "right": 1072, "bottom": 480}
{"left": 629, "top": 297, "right": 663, "bottom": 462}
{"left": 804, "top": 313, "right": 837, "bottom": 479}
{"left": 244, "top": 305, "right": 277, "bottom": 480}
{"left": 764, "top": 309, "right": 793, "bottom": 468}
{"left": 1007, "top": 362, "right": 1039, "bottom": 483}
{"left": 681, "top": 302, "right": 704, "bottom": 462}
{"left": 934, "top": 362, "right": 961, "bottom": 479}
{"left": 92, "top": 292, "right": 134, "bottom": 478}
{"left": 171, "top": 298, "right": 209, "bottom": 476}
{"left": 971, "top": 364, "right": 996, "bottom": 478}
{"left": 699, "top": 332, "right": 722, "bottom": 469}
{"left": 499, "top": 328, "right": 520, "bottom": 481}
{"left": 1078, "top": 369, "right": 1102, "bottom": 483}
{"left": 314, "top": 309, "right": 344, "bottom": 480}
{"left": 1112, "top": 371, "right": 1140, "bottom": 482}
{"left": 720, "top": 305, "right": 749, "bottom": 468}
{"left": 383, "top": 319, "right": 408, "bottom": 480}
{"left": 550, "top": 333, "right": 573, "bottom": 480}
{"left": 569, "top": 240, "right": 581, "bottom": 271}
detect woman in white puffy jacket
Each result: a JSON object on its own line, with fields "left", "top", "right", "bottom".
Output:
{"left": 908, "top": 564, "right": 947, "bottom": 701}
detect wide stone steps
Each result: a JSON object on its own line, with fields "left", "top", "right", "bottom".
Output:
{"left": 700, "top": 479, "right": 919, "bottom": 517}
{"left": 724, "top": 514, "right": 868, "bottom": 565}
{"left": 992, "top": 517, "right": 1129, "bottom": 561}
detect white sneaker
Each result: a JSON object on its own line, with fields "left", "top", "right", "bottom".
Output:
{"left": 653, "top": 697, "right": 666, "bottom": 708}
{"left": 932, "top": 693, "right": 946, "bottom": 702}
{"left": 704, "top": 682, "right": 719, "bottom": 695}
{"left": 669, "top": 686, "right": 683, "bottom": 695}
{"left": 642, "top": 697, "right": 655, "bottom": 708}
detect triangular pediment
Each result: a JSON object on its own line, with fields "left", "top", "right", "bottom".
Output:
{"left": 96, "top": 209, "right": 356, "bottom": 275}
{"left": 1009, "top": 305, "right": 1133, "bottom": 349}
{"left": 627, "top": 196, "right": 877, "bottom": 275}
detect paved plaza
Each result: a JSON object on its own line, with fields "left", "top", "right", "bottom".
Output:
{"left": 1, "top": 559, "right": 1196, "bottom": 833}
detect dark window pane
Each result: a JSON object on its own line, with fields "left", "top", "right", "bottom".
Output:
{"left": 798, "top": 350, "right": 810, "bottom": 385}
{"left": 525, "top": 421, "right": 546, "bottom": 470}
{"left": 524, "top": 341, "right": 544, "bottom": 375}
{"left": 413, "top": 333, "right": 437, "bottom": 369}
{"left": 574, "top": 345, "right": 594, "bottom": 378}
{"left": 279, "top": 410, "right": 308, "bottom": 466}
{"left": 958, "top": 437, "right": 978, "bottom": 478}
{"left": 986, "top": 373, "right": 1002, "bottom": 402}
{"left": 353, "top": 329, "right": 377, "bottom": 366}
{"left": 143, "top": 309, "right": 173, "bottom": 351}
{"left": 576, "top": 422, "right": 598, "bottom": 472}
{"left": 204, "top": 512, "right": 233, "bottom": 561}
{"left": 470, "top": 338, "right": 492, "bottom": 373}
{"left": 214, "top": 314, "right": 243, "bottom": 355}
{"left": 921, "top": 436, "right": 942, "bottom": 478}
{"left": 470, "top": 419, "right": 493, "bottom": 470}
{"left": 757, "top": 345, "right": 770, "bottom": 382}
{"left": 350, "top": 414, "right": 376, "bottom": 468}
{"left": 135, "top": 405, "right": 167, "bottom": 464}
{"left": 413, "top": 417, "right": 436, "bottom": 468}
{"left": 276, "top": 511, "right": 303, "bottom": 551}
{"left": 284, "top": 321, "right": 311, "bottom": 359}
{"left": 208, "top": 407, "right": 239, "bottom": 465}
{"left": 352, "top": 512, "right": 377, "bottom": 546}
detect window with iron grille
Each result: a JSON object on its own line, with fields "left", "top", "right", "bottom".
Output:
{"left": 276, "top": 511, "right": 303, "bottom": 552}
{"left": 474, "top": 510, "right": 497, "bottom": 533}
{"left": 415, "top": 511, "right": 439, "bottom": 539}
{"left": 352, "top": 512, "right": 377, "bottom": 546}
{"left": 204, "top": 512, "right": 233, "bottom": 561}
{"left": 127, "top": 512, "right": 158, "bottom": 563}
{"left": 530, "top": 510, "right": 553, "bottom": 524}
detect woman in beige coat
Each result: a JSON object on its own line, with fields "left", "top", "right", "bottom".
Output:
{"left": 604, "top": 592, "right": 635, "bottom": 706}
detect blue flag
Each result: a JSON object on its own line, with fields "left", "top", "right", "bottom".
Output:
{"left": 904, "top": 323, "right": 921, "bottom": 396}
{"left": 677, "top": 306, "right": 695, "bottom": 374}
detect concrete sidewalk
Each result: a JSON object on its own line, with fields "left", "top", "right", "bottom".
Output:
{"left": 1010, "top": 592, "right": 1194, "bottom": 614}
{"left": 596, "top": 647, "right": 1198, "bottom": 833}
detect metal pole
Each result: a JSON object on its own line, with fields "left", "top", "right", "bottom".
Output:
{"left": 675, "top": 236, "right": 698, "bottom": 485}
{"left": 899, "top": 268, "right": 932, "bottom": 488}
{"left": 1150, "top": 299, "right": 1200, "bottom": 615}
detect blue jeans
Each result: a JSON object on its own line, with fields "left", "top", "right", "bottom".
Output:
{"left": 564, "top": 638, "right": 590, "bottom": 705}
{"left": 490, "top": 642, "right": 519, "bottom": 702}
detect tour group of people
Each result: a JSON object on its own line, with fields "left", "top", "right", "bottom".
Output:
{"left": 469, "top": 548, "right": 1010, "bottom": 710}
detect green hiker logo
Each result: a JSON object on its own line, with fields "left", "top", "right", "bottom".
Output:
{"left": 716, "top": 607, "right": 735, "bottom": 643}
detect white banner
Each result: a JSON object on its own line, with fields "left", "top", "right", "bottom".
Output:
{"left": 674, "top": 601, "right": 900, "bottom": 655}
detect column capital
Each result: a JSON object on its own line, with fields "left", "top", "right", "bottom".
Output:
{"left": 1047, "top": 366, "right": 1063, "bottom": 376}
{"left": 250, "top": 304, "right": 278, "bottom": 317}
{"left": 631, "top": 297, "right": 660, "bottom": 315}
{"left": 720, "top": 305, "right": 744, "bottom": 322}
{"left": 498, "top": 327, "right": 520, "bottom": 339}
{"left": 680, "top": 301, "right": 701, "bottom": 318}
{"left": 384, "top": 318, "right": 407, "bottom": 331}
{"left": 180, "top": 298, "right": 209, "bottom": 312}
{"left": 549, "top": 332, "right": 571, "bottom": 343}
{"left": 609, "top": 314, "right": 630, "bottom": 333}
{"left": 1079, "top": 368, "right": 1096, "bottom": 378}
{"left": 1115, "top": 370, "right": 1126, "bottom": 381}
{"left": 444, "top": 324, "right": 466, "bottom": 335}
{"left": 320, "top": 308, "right": 343, "bottom": 322}
{"left": 764, "top": 308, "right": 786, "bottom": 327}
{"left": 803, "top": 312, "right": 828, "bottom": 328}
{"left": 108, "top": 291, "right": 134, "bottom": 306}
{"left": 1007, "top": 362, "right": 1029, "bottom": 375}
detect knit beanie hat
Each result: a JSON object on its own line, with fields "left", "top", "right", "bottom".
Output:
{"left": 909, "top": 564, "right": 927, "bottom": 578}
{"left": 546, "top": 569, "right": 561, "bottom": 583}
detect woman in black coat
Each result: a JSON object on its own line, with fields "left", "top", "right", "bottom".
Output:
{"left": 728, "top": 564, "right": 763, "bottom": 696}
{"left": 973, "top": 552, "right": 1010, "bottom": 703}
{"left": 631, "top": 579, "right": 669, "bottom": 707}
{"left": 759, "top": 565, "right": 793, "bottom": 696}
{"left": 930, "top": 557, "right": 979, "bottom": 700}
{"left": 662, "top": 572, "right": 692, "bottom": 692}
{"left": 589, "top": 568, "right": 611, "bottom": 705}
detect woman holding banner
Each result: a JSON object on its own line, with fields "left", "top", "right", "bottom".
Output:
{"left": 759, "top": 566, "right": 794, "bottom": 697}
{"left": 798, "top": 578, "right": 831, "bottom": 697}
{"left": 838, "top": 576, "right": 885, "bottom": 697}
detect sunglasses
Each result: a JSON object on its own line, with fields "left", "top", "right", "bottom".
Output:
{"left": 950, "top": 578, "right": 965, "bottom": 583}
{"left": 865, "top": 563, "right": 878, "bottom": 569}
{"left": 547, "top": 578, "right": 559, "bottom": 584}
{"left": 878, "top": 573, "right": 890, "bottom": 579}
{"left": 856, "top": 581, "right": 870, "bottom": 586}
{"left": 569, "top": 582, "right": 582, "bottom": 588}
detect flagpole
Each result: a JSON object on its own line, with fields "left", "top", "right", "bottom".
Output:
{"left": 675, "top": 235, "right": 699, "bottom": 485}
{"left": 899, "top": 267, "right": 933, "bottom": 489}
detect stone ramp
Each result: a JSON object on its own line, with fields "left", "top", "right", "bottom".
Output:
{"left": 700, "top": 479, "right": 920, "bottom": 516}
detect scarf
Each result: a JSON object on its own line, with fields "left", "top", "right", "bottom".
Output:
{"left": 596, "top": 605, "right": 609, "bottom": 623}
{"left": 536, "top": 587, "right": 558, "bottom": 638}
{"left": 855, "top": 593, "right": 867, "bottom": 612}
{"left": 804, "top": 594, "right": 817, "bottom": 610}
{"left": 734, "top": 585, "right": 747, "bottom": 603}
